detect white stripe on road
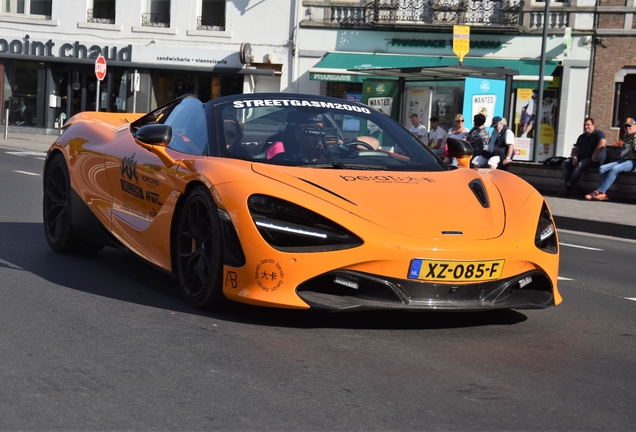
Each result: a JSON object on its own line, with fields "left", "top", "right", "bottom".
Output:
{"left": 626, "top": 298, "right": 636, "bottom": 302}
{"left": 558, "top": 276, "right": 574, "bottom": 281}
{"left": 13, "top": 170, "right": 40, "bottom": 176}
{"left": 559, "top": 242, "right": 604, "bottom": 251}
{"left": 5, "top": 150, "right": 47, "bottom": 157}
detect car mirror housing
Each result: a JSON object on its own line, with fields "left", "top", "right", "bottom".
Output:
{"left": 134, "top": 124, "right": 176, "bottom": 168}
{"left": 134, "top": 124, "right": 172, "bottom": 147}
{"left": 446, "top": 138, "right": 473, "bottom": 168}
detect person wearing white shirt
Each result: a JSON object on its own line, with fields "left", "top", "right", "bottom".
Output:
{"left": 409, "top": 114, "right": 428, "bottom": 143}
{"left": 427, "top": 116, "right": 447, "bottom": 155}
{"left": 472, "top": 116, "right": 515, "bottom": 169}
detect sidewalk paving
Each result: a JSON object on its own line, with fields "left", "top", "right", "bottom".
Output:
{"left": 2, "top": 131, "right": 635, "bottom": 240}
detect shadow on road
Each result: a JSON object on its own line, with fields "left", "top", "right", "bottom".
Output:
{"left": 1, "top": 222, "right": 528, "bottom": 330}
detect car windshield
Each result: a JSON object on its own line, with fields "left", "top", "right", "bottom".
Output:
{"left": 215, "top": 96, "right": 447, "bottom": 172}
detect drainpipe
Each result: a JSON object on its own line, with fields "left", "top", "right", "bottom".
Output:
{"left": 584, "top": 0, "right": 600, "bottom": 118}
{"left": 292, "top": 0, "right": 302, "bottom": 93}
{"left": 536, "top": 0, "right": 551, "bottom": 159}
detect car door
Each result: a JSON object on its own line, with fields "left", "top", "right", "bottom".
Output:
{"left": 103, "top": 97, "right": 210, "bottom": 269}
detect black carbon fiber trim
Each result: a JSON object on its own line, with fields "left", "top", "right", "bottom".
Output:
{"left": 296, "top": 270, "right": 555, "bottom": 311}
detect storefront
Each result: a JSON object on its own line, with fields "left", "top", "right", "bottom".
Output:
{"left": 294, "top": 20, "right": 596, "bottom": 162}
{"left": 0, "top": 34, "right": 274, "bottom": 131}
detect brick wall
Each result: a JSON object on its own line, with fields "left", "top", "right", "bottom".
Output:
{"left": 589, "top": 37, "right": 635, "bottom": 143}
{"left": 600, "top": 0, "right": 628, "bottom": 6}
{"left": 599, "top": 14, "right": 625, "bottom": 29}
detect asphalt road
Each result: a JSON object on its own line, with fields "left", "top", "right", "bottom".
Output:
{"left": 1, "top": 148, "right": 635, "bottom": 431}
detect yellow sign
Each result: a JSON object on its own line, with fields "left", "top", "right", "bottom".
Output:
{"left": 453, "top": 26, "right": 470, "bottom": 63}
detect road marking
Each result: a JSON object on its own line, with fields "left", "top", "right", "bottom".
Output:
{"left": 13, "top": 170, "right": 40, "bottom": 176}
{"left": 558, "top": 276, "right": 574, "bottom": 281}
{"left": 5, "top": 150, "right": 48, "bottom": 158}
{"left": 559, "top": 242, "right": 603, "bottom": 251}
{"left": 626, "top": 298, "right": 636, "bottom": 302}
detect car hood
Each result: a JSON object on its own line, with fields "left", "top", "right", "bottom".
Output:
{"left": 251, "top": 164, "right": 506, "bottom": 240}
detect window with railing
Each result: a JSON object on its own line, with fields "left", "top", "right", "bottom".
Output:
{"left": 142, "top": 0, "right": 170, "bottom": 27}
{"left": 88, "top": 0, "right": 116, "bottom": 24}
{"left": 1, "top": 0, "right": 52, "bottom": 16}
{"left": 330, "top": 0, "right": 523, "bottom": 27}
{"left": 533, "top": 0, "right": 570, "bottom": 5}
{"left": 197, "top": 0, "right": 226, "bottom": 30}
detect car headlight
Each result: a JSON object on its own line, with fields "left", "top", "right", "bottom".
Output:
{"left": 535, "top": 202, "right": 558, "bottom": 254}
{"left": 248, "top": 194, "right": 363, "bottom": 252}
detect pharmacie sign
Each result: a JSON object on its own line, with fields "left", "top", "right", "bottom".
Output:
{"left": 311, "top": 73, "right": 360, "bottom": 82}
{"left": 388, "top": 38, "right": 502, "bottom": 50}
{"left": 0, "top": 34, "right": 132, "bottom": 61}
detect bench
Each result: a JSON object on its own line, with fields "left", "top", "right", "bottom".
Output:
{"left": 507, "top": 148, "right": 636, "bottom": 201}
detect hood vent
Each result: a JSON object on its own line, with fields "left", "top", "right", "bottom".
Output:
{"left": 298, "top": 177, "right": 357, "bottom": 206}
{"left": 469, "top": 179, "right": 490, "bottom": 208}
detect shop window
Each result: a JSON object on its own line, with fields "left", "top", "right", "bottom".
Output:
{"left": 88, "top": 0, "right": 116, "bottom": 24}
{"left": 612, "top": 68, "right": 636, "bottom": 130}
{"left": 197, "top": 0, "right": 225, "bottom": 30}
{"left": 2, "top": 0, "right": 51, "bottom": 15}
{"left": 5, "top": 61, "right": 40, "bottom": 126}
{"left": 142, "top": 0, "right": 170, "bottom": 27}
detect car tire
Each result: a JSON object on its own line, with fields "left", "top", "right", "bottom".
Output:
{"left": 43, "top": 153, "right": 103, "bottom": 253}
{"left": 175, "top": 186, "right": 225, "bottom": 309}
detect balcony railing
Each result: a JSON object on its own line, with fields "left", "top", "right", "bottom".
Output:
{"left": 197, "top": 15, "right": 225, "bottom": 31}
{"left": 87, "top": 8, "right": 115, "bottom": 24}
{"left": 141, "top": 12, "right": 170, "bottom": 28}
{"left": 328, "top": 0, "right": 523, "bottom": 28}
{"left": 313, "top": 0, "right": 574, "bottom": 31}
{"left": 528, "top": 9, "right": 569, "bottom": 30}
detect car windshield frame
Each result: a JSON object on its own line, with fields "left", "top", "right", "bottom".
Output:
{"left": 211, "top": 95, "right": 448, "bottom": 172}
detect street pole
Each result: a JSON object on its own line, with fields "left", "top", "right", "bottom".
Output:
{"left": 96, "top": 79, "right": 100, "bottom": 112}
{"left": 536, "top": 0, "right": 550, "bottom": 160}
{"left": 132, "top": 69, "right": 138, "bottom": 113}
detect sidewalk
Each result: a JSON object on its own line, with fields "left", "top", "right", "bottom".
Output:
{"left": 545, "top": 195, "right": 636, "bottom": 240}
{"left": 0, "top": 130, "right": 55, "bottom": 153}
{"left": 2, "top": 131, "right": 636, "bottom": 240}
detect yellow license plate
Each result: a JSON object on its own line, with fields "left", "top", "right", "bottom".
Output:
{"left": 408, "top": 259, "right": 505, "bottom": 282}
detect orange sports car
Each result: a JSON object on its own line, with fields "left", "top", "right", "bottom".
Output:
{"left": 43, "top": 94, "right": 561, "bottom": 311}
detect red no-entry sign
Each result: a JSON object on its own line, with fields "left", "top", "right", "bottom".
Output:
{"left": 95, "top": 55, "right": 107, "bottom": 81}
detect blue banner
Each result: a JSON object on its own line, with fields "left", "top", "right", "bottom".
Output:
{"left": 462, "top": 77, "right": 506, "bottom": 131}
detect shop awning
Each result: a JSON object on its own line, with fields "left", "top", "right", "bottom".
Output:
{"left": 309, "top": 52, "right": 559, "bottom": 83}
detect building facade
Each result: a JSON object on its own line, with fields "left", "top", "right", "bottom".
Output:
{"left": 0, "top": 0, "right": 292, "bottom": 132}
{"left": 293, "top": 0, "right": 601, "bottom": 161}
{"left": 587, "top": 0, "right": 636, "bottom": 145}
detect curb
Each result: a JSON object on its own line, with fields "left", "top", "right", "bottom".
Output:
{"left": 554, "top": 215, "right": 636, "bottom": 240}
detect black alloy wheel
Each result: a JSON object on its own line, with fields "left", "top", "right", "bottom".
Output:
{"left": 43, "top": 154, "right": 77, "bottom": 252}
{"left": 175, "top": 186, "right": 225, "bottom": 309}
{"left": 43, "top": 153, "right": 104, "bottom": 253}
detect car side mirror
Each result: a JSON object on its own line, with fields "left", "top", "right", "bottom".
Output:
{"left": 446, "top": 138, "right": 473, "bottom": 168}
{"left": 133, "top": 124, "right": 176, "bottom": 168}
{"left": 134, "top": 124, "right": 172, "bottom": 147}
